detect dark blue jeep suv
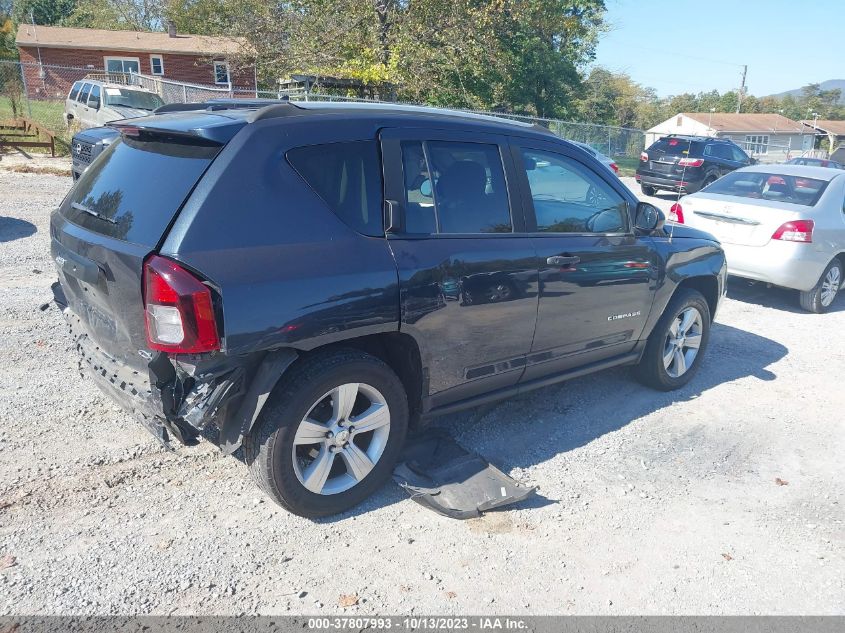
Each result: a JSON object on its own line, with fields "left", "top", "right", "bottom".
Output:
{"left": 51, "top": 101, "right": 727, "bottom": 517}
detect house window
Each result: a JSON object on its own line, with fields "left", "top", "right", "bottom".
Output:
{"left": 150, "top": 55, "right": 164, "bottom": 76}
{"left": 745, "top": 134, "right": 769, "bottom": 155}
{"left": 104, "top": 57, "right": 141, "bottom": 76}
{"left": 214, "top": 61, "right": 230, "bottom": 85}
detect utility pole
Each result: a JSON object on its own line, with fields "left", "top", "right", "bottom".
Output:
{"left": 736, "top": 65, "right": 747, "bottom": 113}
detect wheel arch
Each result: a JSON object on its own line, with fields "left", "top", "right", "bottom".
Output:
{"left": 218, "top": 332, "right": 425, "bottom": 454}
{"left": 674, "top": 274, "right": 720, "bottom": 320}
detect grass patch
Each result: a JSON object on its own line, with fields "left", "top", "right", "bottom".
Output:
{"left": 0, "top": 98, "right": 73, "bottom": 156}
{"left": 2, "top": 163, "right": 72, "bottom": 177}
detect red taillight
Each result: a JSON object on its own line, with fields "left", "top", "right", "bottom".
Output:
{"left": 143, "top": 255, "right": 220, "bottom": 353}
{"left": 678, "top": 157, "right": 704, "bottom": 167}
{"left": 669, "top": 202, "right": 685, "bottom": 224}
{"left": 771, "top": 220, "right": 814, "bottom": 243}
{"left": 115, "top": 125, "right": 141, "bottom": 137}
{"left": 640, "top": 152, "right": 649, "bottom": 162}
{"left": 610, "top": 162, "right": 619, "bottom": 174}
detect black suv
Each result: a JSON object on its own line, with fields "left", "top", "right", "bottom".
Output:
{"left": 51, "top": 102, "right": 726, "bottom": 517}
{"left": 636, "top": 135, "right": 752, "bottom": 196}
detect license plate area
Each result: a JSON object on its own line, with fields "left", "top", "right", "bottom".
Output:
{"left": 693, "top": 213, "right": 755, "bottom": 244}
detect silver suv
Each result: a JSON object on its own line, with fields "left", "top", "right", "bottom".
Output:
{"left": 64, "top": 77, "right": 164, "bottom": 129}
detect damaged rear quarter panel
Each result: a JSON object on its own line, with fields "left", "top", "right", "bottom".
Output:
{"left": 148, "top": 118, "right": 401, "bottom": 449}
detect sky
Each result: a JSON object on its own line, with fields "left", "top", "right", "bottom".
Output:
{"left": 594, "top": 0, "right": 845, "bottom": 98}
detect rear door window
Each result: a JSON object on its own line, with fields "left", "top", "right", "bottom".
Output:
{"left": 64, "top": 136, "right": 220, "bottom": 245}
{"left": 399, "top": 140, "right": 512, "bottom": 234}
{"left": 708, "top": 144, "right": 732, "bottom": 160}
{"left": 287, "top": 141, "right": 383, "bottom": 237}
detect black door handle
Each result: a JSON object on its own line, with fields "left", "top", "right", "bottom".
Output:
{"left": 547, "top": 255, "right": 580, "bottom": 266}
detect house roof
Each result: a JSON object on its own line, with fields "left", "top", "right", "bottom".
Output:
{"left": 681, "top": 112, "right": 813, "bottom": 134}
{"left": 15, "top": 24, "right": 243, "bottom": 56}
{"left": 813, "top": 120, "right": 845, "bottom": 136}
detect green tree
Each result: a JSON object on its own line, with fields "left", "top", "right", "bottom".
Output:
{"left": 69, "top": 0, "right": 162, "bottom": 30}
{"left": 12, "top": 0, "right": 77, "bottom": 25}
{"left": 1, "top": 14, "right": 16, "bottom": 60}
{"left": 204, "top": 0, "right": 607, "bottom": 117}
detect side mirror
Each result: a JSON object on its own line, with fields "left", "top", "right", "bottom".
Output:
{"left": 634, "top": 202, "right": 665, "bottom": 233}
{"left": 89, "top": 99, "right": 100, "bottom": 110}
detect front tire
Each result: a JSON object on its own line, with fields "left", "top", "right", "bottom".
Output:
{"left": 799, "top": 259, "right": 842, "bottom": 313}
{"left": 635, "top": 288, "right": 711, "bottom": 391}
{"left": 244, "top": 349, "right": 409, "bottom": 518}
{"left": 641, "top": 184, "right": 657, "bottom": 197}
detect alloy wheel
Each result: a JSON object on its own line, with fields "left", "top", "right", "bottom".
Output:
{"left": 291, "top": 383, "right": 391, "bottom": 495}
{"left": 821, "top": 265, "right": 841, "bottom": 307}
{"left": 662, "top": 306, "right": 703, "bottom": 378}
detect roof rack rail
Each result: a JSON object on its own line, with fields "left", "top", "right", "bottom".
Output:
{"left": 247, "top": 101, "right": 305, "bottom": 123}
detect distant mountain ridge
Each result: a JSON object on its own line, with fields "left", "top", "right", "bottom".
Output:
{"left": 770, "top": 79, "right": 845, "bottom": 104}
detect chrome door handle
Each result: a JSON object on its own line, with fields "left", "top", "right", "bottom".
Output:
{"left": 547, "top": 255, "right": 580, "bottom": 266}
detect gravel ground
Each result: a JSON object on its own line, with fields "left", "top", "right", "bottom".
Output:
{"left": 1, "top": 168, "right": 843, "bottom": 615}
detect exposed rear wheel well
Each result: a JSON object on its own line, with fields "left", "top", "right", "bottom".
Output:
{"left": 675, "top": 275, "right": 719, "bottom": 319}
{"left": 295, "top": 333, "right": 424, "bottom": 427}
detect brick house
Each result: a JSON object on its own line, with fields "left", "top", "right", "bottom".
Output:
{"left": 15, "top": 24, "right": 255, "bottom": 99}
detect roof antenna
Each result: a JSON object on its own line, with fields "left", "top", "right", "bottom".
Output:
{"left": 667, "top": 136, "right": 694, "bottom": 244}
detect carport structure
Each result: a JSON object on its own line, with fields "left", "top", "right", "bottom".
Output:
{"left": 810, "top": 120, "right": 845, "bottom": 162}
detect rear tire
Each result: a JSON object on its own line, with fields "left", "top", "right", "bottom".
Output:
{"left": 635, "top": 288, "right": 711, "bottom": 391}
{"left": 799, "top": 259, "right": 842, "bottom": 313}
{"left": 700, "top": 174, "right": 718, "bottom": 190}
{"left": 641, "top": 184, "right": 657, "bottom": 197}
{"left": 244, "top": 349, "right": 409, "bottom": 518}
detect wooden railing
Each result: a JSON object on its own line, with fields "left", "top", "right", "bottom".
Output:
{"left": 0, "top": 118, "right": 57, "bottom": 157}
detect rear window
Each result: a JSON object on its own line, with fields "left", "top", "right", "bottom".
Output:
{"left": 63, "top": 136, "right": 219, "bottom": 245}
{"left": 68, "top": 82, "right": 82, "bottom": 101}
{"left": 650, "top": 138, "right": 704, "bottom": 157}
{"left": 704, "top": 171, "right": 830, "bottom": 206}
{"left": 287, "top": 141, "right": 383, "bottom": 237}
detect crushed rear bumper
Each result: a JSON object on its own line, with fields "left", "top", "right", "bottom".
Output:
{"left": 52, "top": 281, "right": 296, "bottom": 452}
{"left": 61, "top": 301, "right": 173, "bottom": 444}
{"left": 53, "top": 283, "right": 238, "bottom": 448}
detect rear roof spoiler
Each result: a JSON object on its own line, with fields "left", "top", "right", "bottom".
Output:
{"left": 109, "top": 119, "right": 243, "bottom": 145}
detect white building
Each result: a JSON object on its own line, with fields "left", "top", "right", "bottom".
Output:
{"left": 645, "top": 113, "right": 816, "bottom": 162}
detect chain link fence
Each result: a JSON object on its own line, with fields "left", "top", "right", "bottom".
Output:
{"left": 1, "top": 59, "right": 645, "bottom": 163}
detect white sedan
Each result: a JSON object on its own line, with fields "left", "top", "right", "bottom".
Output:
{"left": 667, "top": 165, "right": 844, "bottom": 313}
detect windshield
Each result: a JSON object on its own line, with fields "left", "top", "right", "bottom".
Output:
{"left": 103, "top": 87, "right": 165, "bottom": 111}
{"left": 703, "top": 171, "right": 830, "bottom": 206}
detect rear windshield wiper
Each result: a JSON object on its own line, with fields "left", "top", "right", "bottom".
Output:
{"left": 71, "top": 201, "right": 118, "bottom": 224}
